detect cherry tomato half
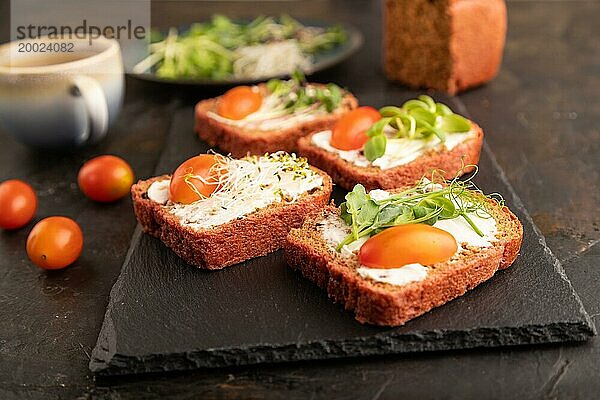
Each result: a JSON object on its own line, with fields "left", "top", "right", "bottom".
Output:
{"left": 0, "top": 179, "right": 37, "bottom": 230}
{"left": 169, "top": 155, "right": 222, "bottom": 204}
{"left": 26, "top": 216, "right": 83, "bottom": 270}
{"left": 218, "top": 86, "right": 262, "bottom": 120}
{"left": 359, "top": 224, "right": 458, "bottom": 269}
{"left": 330, "top": 106, "right": 381, "bottom": 151}
{"left": 78, "top": 155, "right": 135, "bottom": 203}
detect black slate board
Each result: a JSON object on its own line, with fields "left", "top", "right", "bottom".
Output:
{"left": 90, "top": 107, "right": 595, "bottom": 377}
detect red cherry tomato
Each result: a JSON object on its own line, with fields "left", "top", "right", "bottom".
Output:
{"left": 0, "top": 179, "right": 37, "bottom": 230}
{"left": 330, "top": 106, "right": 381, "bottom": 151}
{"left": 218, "top": 86, "right": 262, "bottom": 120}
{"left": 26, "top": 216, "right": 83, "bottom": 270}
{"left": 359, "top": 224, "right": 458, "bottom": 269}
{"left": 78, "top": 155, "right": 135, "bottom": 203}
{"left": 169, "top": 155, "right": 222, "bottom": 204}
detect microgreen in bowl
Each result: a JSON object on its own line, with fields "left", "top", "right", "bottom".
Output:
{"left": 134, "top": 15, "right": 347, "bottom": 81}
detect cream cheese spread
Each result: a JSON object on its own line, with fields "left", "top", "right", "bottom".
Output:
{"left": 318, "top": 188, "right": 498, "bottom": 286}
{"left": 147, "top": 154, "right": 323, "bottom": 230}
{"left": 146, "top": 179, "right": 170, "bottom": 205}
{"left": 206, "top": 85, "right": 326, "bottom": 131}
{"left": 356, "top": 264, "right": 429, "bottom": 286}
{"left": 310, "top": 129, "right": 476, "bottom": 170}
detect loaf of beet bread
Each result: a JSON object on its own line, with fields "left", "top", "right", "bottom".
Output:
{"left": 384, "top": 0, "right": 507, "bottom": 94}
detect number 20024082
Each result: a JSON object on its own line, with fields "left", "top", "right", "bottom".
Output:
{"left": 18, "top": 42, "right": 74, "bottom": 53}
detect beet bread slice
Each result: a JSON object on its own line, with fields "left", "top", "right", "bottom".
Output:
{"left": 297, "top": 122, "right": 484, "bottom": 191}
{"left": 195, "top": 84, "right": 358, "bottom": 158}
{"left": 285, "top": 195, "right": 522, "bottom": 327}
{"left": 132, "top": 167, "right": 332, "bottom": 270}
{"left": 383, "top": 0, "right": 507, "bottom": 94}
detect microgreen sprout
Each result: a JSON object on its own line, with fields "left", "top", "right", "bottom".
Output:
{"left": 335, "top": 164, "right": 503, "bottom": 251}
{"left": 364, "top": 95, "right": 472, "bottom": 162}
{"left": 172, "top": 152, "right": 319, "bottom": 221}
{"left": 265, "top": 71, "right": 344, "bottom": 114}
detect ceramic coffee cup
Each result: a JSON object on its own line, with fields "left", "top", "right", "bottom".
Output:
{"left": 0, "top": 36, "right": 124, "bottom": 148}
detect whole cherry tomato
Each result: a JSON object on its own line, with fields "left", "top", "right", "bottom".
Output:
{"left": 169, "top": 155, "right": 222, "bottom": 204}
{"left": 218, "top": 86, "right": 262, "bottom": 120}
{"left": 26, "top": 216, "right": 83, "bottom": 270}
{"left": 0, "top": 179, "right": 37, "bottom": 230}
{"left": 78, "top": 155, "right": 134, "bottom": 202}
{"left": 330, "top": 106, "right": 381, "bottom": 151}
{"left": 359, "top": 224, "right": 458, "bottom": 269}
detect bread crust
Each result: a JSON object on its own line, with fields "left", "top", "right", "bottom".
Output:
{"left": 285, "top": 196, "right": 523, "bottom": 327}
{"left": 449, "top": 0, "right": 507, "bottom": 93}
{"left": 383, "top": 0, "right": 507, "bottom": 94}
{"left": 132, "top": 167, "right": 333, "bottom": 270}
{"left": 194, "top": 85, "right": 358, "bottom": 158}
{"left": 297, "top": 122, "right": 484, "bottom": 191}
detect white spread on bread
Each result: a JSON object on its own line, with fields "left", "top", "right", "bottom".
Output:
{"left": 320, "top": 216, "right": 368, "bottom": 257}
{"left": 319, "top": 189, "right": 498, "bottom": 286}
{"left": 147, "top": 153, "right": 323, "bottom": 230}
{"left": 356, "top": 264, "right": 429, "bottom": 286}
{"left": 367, "top": 189, "right": 392, "bottom": 202}
{"left": 432, "top": 214, "right": 498, "bottom": 249}
{"left": 310, "top": 129, "right": 476, "bottom": 170}
{"left": 146, "top": 179, "right": 170, "bottom": 204}
{"left": 206, "top": 85, "right": 327, "bottom": 131}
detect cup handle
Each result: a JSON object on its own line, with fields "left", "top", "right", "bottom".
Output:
{"left": 69, "top": 76, "right": 109, "bottom": 143}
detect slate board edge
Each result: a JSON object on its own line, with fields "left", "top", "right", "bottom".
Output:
{"left": 89, "top": 108, "right": 596, "bottom": 377}
{"left": 90, "top": 226, "right": 145, "bottom": 376}
{"left": 89, "top": 316, "right": 593, "bottom": 377}
{"left": 453, "top": 96, "right": 596, "bottom": 337}
{"left": 479, "top": 141, "right": 596, "bottom": 336}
